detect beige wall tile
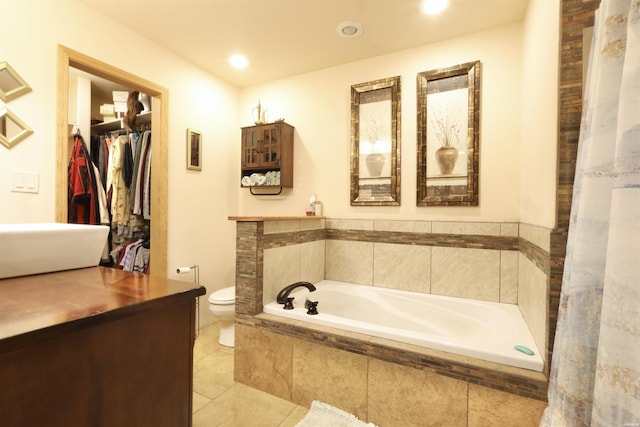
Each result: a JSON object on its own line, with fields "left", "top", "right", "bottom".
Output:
{"left": 501, "top": 222, "right": 519, "bottom": 237}
{"left": 234, "top": 324, "right": 293, "bottom": 401}
{"left": 431, "top": 247, "right": 500, "bottom": 301}
{"left": 325, "top": 240, "right": 373, "bottom": 285}
{"left": 326, "top": 218, "right": 374, "bottom": 231}
{"left": 519, "top": 223, "right": 551, "bottom": 251}
{"left": 373, "top": 220, "right": 431, "bottom": 233}
{"left": 518, "top": 254, "right": 548, "bottom": 360}
{"left": 292, "top": 339, "right": 368, "bottom": 420}
{"left": 264, "top": 220, "right": 301, "bottom": 234}
{"left": 373, "top": 243, "right": 430, "bottom": 293}
{"left": 468, "top": 384, "right": 546, "bottom": 427}
{"left": 263, "top": 245, "right": 301, "bottom": 304}
{"left": 300, "top": 218, "right": 325, "bottom": 231}
{"left": 368, "top": 359, "right": 468, "bottom": 426}
{"left": 432, "top": 221, "right": 501, "bottom": 236}
{"left": 300, "top": 240, "right": 325, "bottom": 284}
{"left": 500, "top": 250, "right": 518, "bottom": 303}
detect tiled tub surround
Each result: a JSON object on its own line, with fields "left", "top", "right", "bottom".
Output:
{"left": 232, "top": 217, "right": 550, "bottom": 423}
{"left": 259, "top": 218, "right": 549, "bottom": 362}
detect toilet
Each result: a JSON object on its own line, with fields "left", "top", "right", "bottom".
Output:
{"left": 208, "top": 286, "right": 236, "bottom": 347}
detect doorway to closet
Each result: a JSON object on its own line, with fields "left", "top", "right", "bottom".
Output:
{"left": 55, "top": 45, "right": 169, "bottom": 277}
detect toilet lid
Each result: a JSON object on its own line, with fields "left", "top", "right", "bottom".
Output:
{"left": 209, "top": 286, "right": 235, "bottom": 304}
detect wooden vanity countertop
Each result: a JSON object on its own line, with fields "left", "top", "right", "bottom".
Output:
{"left": 0, "top": 267, "right": 206, "bottom": 346}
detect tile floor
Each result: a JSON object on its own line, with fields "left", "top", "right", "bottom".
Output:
{"left": 192, "top": 322, "right": 309, "bottom": 427}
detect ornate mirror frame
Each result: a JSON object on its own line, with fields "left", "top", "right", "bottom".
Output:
{"left": 417, "top": 61, "right": 480, "bottom": 206}
{"left": 350, "top": 76, "right": 401, "bottom": 206}
{"left": 0, "top": 61, "right": 32, "bottom": 102}
{"left": 0, "top": 107, "right": 33, "bottom": 149}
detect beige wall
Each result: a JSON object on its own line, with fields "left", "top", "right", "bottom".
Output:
{"left": 0, "top": 0, "right": 238, "bottom": 294}
{"left": 0, "top": 0, "right": 559, "bottom": 298}
{"left": 237, "top": 0, "right": 559, "bottom": 227}
{"left": 520, "top": 0, "right": 561, "bottom": 228}
{"left": 238, "top": 23, "right": 530, "bottom": 222}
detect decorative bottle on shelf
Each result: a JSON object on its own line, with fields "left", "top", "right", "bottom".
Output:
{"left": 307, "top": 193, "right": 316, "bottom": 216}
{"left": 252, "top": 100, "right": 268, "bottom": 125}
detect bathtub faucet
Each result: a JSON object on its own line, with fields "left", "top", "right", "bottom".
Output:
{"left": 276, "top": 281, "right": 317, "bottom": 310}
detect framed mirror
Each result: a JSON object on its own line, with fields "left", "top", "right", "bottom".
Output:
{"left": 417, "top": 61, "right": 481, "bottom": 206}
{"left": 0, "top": 108, "right": 33, "bottom": 149}
{"left": 0, "top": 62, "right": 32, "bottom": 102}
{"left": 350, "top": 76, "right": 401, "bottom": 206}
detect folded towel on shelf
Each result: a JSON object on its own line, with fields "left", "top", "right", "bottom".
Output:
{"left": 243, "top": 171, "right": 279, "bottom": 186}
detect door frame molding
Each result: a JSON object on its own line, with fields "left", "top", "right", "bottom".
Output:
{"left": 55, "top": 45, "right": 169, "bottom": 277}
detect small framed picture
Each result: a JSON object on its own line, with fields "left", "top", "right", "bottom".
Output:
{"left": 186, "top": 128, "right": 202, "bottom": 171}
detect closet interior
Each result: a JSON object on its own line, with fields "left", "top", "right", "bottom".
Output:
{"left": 67, "top": 67, "right": 153, "bottom": 274}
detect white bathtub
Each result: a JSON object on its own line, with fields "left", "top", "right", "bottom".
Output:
{"left": 263, "top": 280, "right": 543, "bottom": 372}
{"left": 0, "top": 223, "right": 110, "bottom": 279}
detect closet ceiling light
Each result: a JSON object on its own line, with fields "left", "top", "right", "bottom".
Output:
{"left": 422, "top": 0, "right": 448, "bottom": 15}
{"left": 336, "top": 21, "right": 363, "bottom": 39}
{"left": 229, "top": 54, "right": 249, "bottom": 70}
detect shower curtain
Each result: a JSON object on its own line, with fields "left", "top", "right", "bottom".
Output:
{"left": 541, "top": 0, "right": 640, "bottom": 425}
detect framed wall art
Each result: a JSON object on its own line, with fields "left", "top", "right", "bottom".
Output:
{"left": 187, "top": 128, "right": 202, "bottom": 171}
{"left": 416, "top": 61, "right": 481, "bottom": 206}
{"left": 350, "top": 76, "right": 401, "bottom": 206}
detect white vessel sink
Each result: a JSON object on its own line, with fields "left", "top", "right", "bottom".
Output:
{"left": 0, "top": 223, "right": 110, "bottom": 279}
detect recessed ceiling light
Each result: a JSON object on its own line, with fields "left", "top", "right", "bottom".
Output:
{"left": 336, "top": 21, "right": 363, "bottom": 39}
{"left": 422, "top": 0, "right": 448, "bottom": 15}
{"left": 229, "top": 54, "right": 249, "bottom": 69}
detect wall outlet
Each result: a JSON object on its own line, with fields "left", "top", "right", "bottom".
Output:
{"left": 11, "top": 171, "right": 39, "bottom": 194}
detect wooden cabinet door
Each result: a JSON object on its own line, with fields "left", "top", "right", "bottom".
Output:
{"left": 242, "top": 127, "right": 261, "bottom": 168}
{"left": 261, "top": 125, "right": 281, "bottom": 167}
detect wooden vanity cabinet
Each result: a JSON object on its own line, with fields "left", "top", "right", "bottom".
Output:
{"left": 0, "top": 267, "right": 205, "bottom": 427}
{"left": 241, "top": 122, "right": 294, "bottom": 188}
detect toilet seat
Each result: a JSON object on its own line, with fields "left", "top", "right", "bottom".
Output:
{"left": 209, "top": 286, "right": 235, "bottom": 305}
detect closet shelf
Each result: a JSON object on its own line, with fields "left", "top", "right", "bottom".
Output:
{"left": 91, "top": 111, "right": 152, "bottom": 134}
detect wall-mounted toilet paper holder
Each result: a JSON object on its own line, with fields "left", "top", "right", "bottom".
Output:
{"left": 176, "top": 264, "right": 201, "bottom": 337}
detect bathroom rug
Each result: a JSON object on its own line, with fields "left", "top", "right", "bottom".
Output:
{"left": 295, "top": 400, "right": 378, "bottom": 427}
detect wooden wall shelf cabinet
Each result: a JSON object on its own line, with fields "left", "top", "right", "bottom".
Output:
{"left": 241, "top": 122, "right": 294, "bottom": 189}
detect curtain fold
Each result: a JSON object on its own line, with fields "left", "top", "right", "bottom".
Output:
{"left": 542, "top": 0, "right": 640, "bottom": 425}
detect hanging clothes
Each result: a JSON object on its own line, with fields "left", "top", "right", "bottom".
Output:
{"left": 110, "top": 134, "right": 131, "bottom": 228}
{"left": 133, "top": 131, "right": 151, "bottom": 216}
{"left": 143, "top": 144, "right": 152, "bottom": 220}
{"left": 111, "top": 237, "right": 150, "bottom": 274}
{"left": 68, "top": 134, "right": 100, "bottom": 225}
{"left": 89, "top": 103, "right": 152, "bottom": 274}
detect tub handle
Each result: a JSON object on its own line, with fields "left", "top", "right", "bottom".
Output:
{"left": 305, "top": 299, "right": 319, "bottom": 315}
{"left": 283, "top": 297, "right": 295, "bottom": 310}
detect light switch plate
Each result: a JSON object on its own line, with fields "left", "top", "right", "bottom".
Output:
{"left": 11, "top": 171, "right": 39, "bottom": 193}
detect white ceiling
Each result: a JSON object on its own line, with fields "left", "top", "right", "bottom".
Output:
{"left": 79, "top": 0, "right": 529, "bottom": 89}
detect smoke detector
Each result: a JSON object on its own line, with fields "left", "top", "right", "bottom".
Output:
{"left": 336, "top": 21, "right": 363, "bottom": 39}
